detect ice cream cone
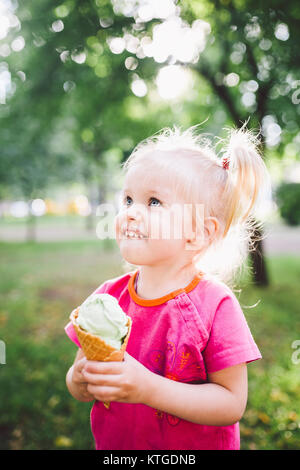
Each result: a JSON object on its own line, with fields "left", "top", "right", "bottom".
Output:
{"left": 70, "top": 307, "right": 132, "bottom": 409}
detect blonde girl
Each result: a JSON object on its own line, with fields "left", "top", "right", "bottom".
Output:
{"left": 65, "top": 124, "right": 270, "bottom": 450}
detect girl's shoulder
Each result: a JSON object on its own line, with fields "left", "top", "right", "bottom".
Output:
{"left": 92, "top": 270, "right": 135, "bottom": 298}
{"left": 194, "top": 272, "right": 236, "bottom": 305}
{"left": 185, "top": 272, "right": 243, "bottom": 331}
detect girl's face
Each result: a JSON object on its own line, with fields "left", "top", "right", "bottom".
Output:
{"left": 114, "top": 160, "right": 197, "bottom": 267}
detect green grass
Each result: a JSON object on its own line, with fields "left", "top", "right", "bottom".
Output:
{"left": 0, "top": 241, "right": 299, "bottom": 450}
{"left": 236, "top": 257, "right": 300, "bottom": 449}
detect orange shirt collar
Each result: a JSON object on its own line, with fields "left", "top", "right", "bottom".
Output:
{"left": 128, "top": 269, "right": 204, "bottom": 307}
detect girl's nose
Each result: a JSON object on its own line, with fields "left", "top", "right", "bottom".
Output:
{"left": 126, "top": 203, "right": 146, "bottom": 223}
{"left": 127, "top": 205, "right": 141, "bottom": 221}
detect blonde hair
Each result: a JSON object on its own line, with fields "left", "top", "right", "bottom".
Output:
{"left": 121, "top": 123, "right": 271, "bottom": 286}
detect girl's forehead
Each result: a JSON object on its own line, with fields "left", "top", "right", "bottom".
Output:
{"left": 124, "top": 161, "right": 176, "bottom": 193}
{"left": 124, "top": 156, "right": 198, "bottom": 204}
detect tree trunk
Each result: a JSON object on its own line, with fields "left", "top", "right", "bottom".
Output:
{"left": 26, "top": 213, "right": 36, "bottom": 242}
{"left": 85, "top": 182, "right": 98, "bottom": 233}
{"left": 85, "top": 211, "right": 94, "bottom": 232}
{"left": 249, "top": 224, "right": 269, "bottom": 286}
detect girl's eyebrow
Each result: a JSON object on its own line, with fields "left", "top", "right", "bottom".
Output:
{"left": 122, "top": 188, "right": 170, "bottom": 198}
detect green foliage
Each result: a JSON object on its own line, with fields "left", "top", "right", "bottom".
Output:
{"left": 276, "top": 183, "right": 300, "bottom": 225}
{"left": 238, "top": 255, "right": 300, "bottom": 449}
{"left": 0, "top": 241, "right": 299, "bottom": 450}
{"left": 181, "top": 0, "right": 300, "bottom": 141}
{"left": 1, "top": 0, "right": 299, "bottom": 202}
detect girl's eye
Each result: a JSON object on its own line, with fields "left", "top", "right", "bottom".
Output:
{"left": 149, "top": 197, "right": 161, "bottom": 207}
{"left": 124, "top": 196, "right": 161, "bottom": 207}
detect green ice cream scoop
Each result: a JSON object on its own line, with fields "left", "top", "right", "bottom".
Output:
{"left": 76, "top": 293, "right": 129, "bottom": 350}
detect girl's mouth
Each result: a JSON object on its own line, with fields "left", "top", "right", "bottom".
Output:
{"left": 122, "top": 229, "right": 147, "bottom": 239}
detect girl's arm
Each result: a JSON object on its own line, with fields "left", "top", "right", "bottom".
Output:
{"left": 66, "top": 349, "right": 95, "bottom": 402}
{"left": 82, "top": 354, "right": 248, "bottom": 426}
{"left": 144, "top": 362, "right": 248, "bottom": 426}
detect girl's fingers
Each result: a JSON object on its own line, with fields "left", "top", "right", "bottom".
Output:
{"left": 83, "top": 371, "right": 122, "bottom": 387}
{"left": 87, "top": 384, "right": 122, "bottom": 402}
{"left": 73, "top": 358, "right": 88, "bottom": 382}
{"left": 72, "top": 369, "right": 85, "bottom": 385}
{"left": 84, "top": 360, "right": 123, "bottom": 375}
{"left": 76, "top": 357, "right": 88, "bottom": 369}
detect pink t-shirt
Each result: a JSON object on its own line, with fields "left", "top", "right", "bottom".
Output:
{"left": 65, "top": 269, "right": 261, "bottom": 450}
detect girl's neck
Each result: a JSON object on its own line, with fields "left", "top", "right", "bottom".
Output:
{"left": 135, "top": 264, "right": 198, "bottom": 300}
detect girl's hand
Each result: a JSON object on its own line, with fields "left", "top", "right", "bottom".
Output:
{"left": 71, "top": 355, "right": 95, "bottom": 401}
{"left": 82, "top": 352, "right": 152, "bottom": 405}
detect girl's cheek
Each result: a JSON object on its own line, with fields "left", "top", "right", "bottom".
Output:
{"left": 114, "top": 214, "right": 123, "bottom": 240}
{"left": 148, "top": 213, "right": 163, "bottom": 240}
{"left": 161, "top": 209, "right": 181, "bottom": 241}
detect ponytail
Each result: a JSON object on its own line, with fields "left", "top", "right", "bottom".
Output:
{"left": 221, "top": 126, "right": 270, "bottom": 238}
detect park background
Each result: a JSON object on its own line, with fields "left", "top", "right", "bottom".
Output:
{"left": 0, "top": 0, "right": 299, "bottom": 450}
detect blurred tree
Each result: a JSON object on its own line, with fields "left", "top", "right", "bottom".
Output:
{"left": 276, "top": 182, "right": 300, "bottom": 226}
{"left": 0, "top": 0, "right": 135, "bottom": 237}
{"left": 0, "top": 0, "right": 183, "bottom": 233}
{"left": 1, "top": 0, "right": 163, "bottom": 207}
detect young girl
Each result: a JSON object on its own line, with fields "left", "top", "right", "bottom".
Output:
{"left": 65, "top": 124, "right": 270, "bottom": 450}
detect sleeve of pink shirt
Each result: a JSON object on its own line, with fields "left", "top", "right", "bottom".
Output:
{"left": 202, "top": 294, "right": 262, "bottom": 374}
{"left": 64, "top": 281, "right": 110, "bottom": 348}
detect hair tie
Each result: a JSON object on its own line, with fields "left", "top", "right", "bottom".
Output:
{"left": 222, "top": 156, "right": 230, "bottom": 170}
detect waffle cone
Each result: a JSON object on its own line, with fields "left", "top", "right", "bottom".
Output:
{"left": 70, "top": 307, "right": 132, "bottom": 408}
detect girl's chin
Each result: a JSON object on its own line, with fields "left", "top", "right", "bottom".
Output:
{"left": 121, "top": 254, "right": 148, "bottom": 265}
{"left": 119, "top": 239, "right": 144, "bottom": 250}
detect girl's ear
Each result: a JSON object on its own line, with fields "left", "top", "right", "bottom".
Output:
{"left": 185, "top": 216, "right": 219, "bottom": 251}
{"left": 204, "top": 216, "right": 220, "bottom": 246}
